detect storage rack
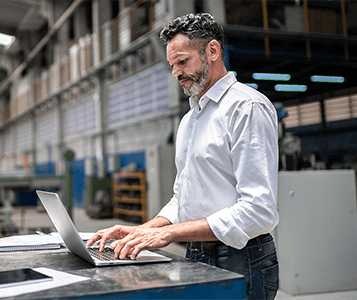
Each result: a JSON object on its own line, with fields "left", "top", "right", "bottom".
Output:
{"left": 111, "top": 172, "right": 147, "bottom": 223}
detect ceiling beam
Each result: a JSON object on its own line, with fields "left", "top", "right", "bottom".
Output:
{"left": 0, "top": 0, "right": 84, "bottom": 95}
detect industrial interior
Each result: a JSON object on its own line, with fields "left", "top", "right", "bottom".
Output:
{"left": 0, "top": 0, "right": 357, "bottom": 299}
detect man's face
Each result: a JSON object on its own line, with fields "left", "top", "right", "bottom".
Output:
{"left": 166, "top": 34, "right": 209, "bottom": 98}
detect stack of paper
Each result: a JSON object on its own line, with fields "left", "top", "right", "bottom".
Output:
{"left": 0, "top": 235, "right": 62, "bottom": 252}
{"left": 0, "top": 232, "right": 95, "bottom": 252}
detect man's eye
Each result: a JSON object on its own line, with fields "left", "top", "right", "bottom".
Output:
{"left": 179, "top": 59, "right": 188, "bottom": 65}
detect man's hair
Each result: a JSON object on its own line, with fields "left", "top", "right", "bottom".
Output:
{"left": 158, "top": 13, "right": 225, "bottom": 60}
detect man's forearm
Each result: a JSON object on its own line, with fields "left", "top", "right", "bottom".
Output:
{"left": 140, "top": 216, "right": 172, "bottom": 228}
{"left": 163, "top": 218, "right": 218, "bottom": 243}
{"left": 140, "top": 217, "right": 218, "bottom": 243}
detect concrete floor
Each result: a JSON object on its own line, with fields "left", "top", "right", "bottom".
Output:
{"left": 2, "top": 206, "right": 357, "bottom": 300}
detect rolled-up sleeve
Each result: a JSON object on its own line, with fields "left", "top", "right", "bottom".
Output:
{"left": 206, "top": 101, "right": 279, "bottom": 249}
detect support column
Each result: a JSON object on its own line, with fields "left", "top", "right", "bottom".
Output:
{"left": 205, "top": 0, "right": 226, "bottom": 24}
{"left": 93, "top": 73, "right": 107, "bottom": 178}
{"left": 30, "top": 112, "right": 37, "bottom": 174}
{"left": 52, "top": 0, "right": 70, "bottom": 61}
{"left": 174, "top": 0, "right": 195, "bottom": 17}
{"left": 92, "top": 0, "right": 111, "bottom": 67}
{"left": 55, "top": 96, "right": 65, "bottom": 175}
{"left": 119, "top": 0, "right": 125, "bottom": 12}
{"left": 73, "top": 2, "right": 90, "bottom": 40}
{"left": 11, "top": 123, "right": 17, "bottom": 170}
{"left": 92, "top": 0, "right": 100, "bottom": 67}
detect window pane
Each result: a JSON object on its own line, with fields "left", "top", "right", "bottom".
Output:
{"left": 325, "top": 96, "right": 351, "bottom": 122}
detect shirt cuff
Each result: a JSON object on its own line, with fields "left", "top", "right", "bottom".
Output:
{"left": 156, "top": 201, "right": 179, "bottom": 225}
{"left": 206, "top": 208, "right": 250, "bottom": 250}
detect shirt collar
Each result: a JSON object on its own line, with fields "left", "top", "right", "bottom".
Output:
{"left": 189, "top": 72, "right": 237, "bottom": 111}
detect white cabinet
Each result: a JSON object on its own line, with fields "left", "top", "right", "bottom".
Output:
{"left": 274, "top": 170, "right": 357, "bottom": 294}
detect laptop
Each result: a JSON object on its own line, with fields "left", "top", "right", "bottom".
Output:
{"left": 36, "top": 190, "right": 172, "bottom": 266}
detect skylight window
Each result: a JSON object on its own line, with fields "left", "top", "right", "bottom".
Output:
{"left": 0, "top": 33, "right": 15, "bottom": 48}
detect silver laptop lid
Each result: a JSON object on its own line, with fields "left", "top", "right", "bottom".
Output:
{"left": 36, "top": 190, "right": 172, "bottom": 266}
{"left": 36, "top": 190, "right": 95, "bottom": 264}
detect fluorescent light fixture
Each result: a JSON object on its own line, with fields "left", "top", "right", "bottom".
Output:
{"left": 245, "top": 83, "right": 258, "bottom": 89}
{"left": 310, "top": 75, "right": 344, "bottom": 83}
{"left": 0, "top": 33, "right": 15, "bottom": 47}
{"left": 275, "top": 84, "right": 307, "bottom": 92}
{"left": 252, "top": 73, "right": 291, "bottom": 81}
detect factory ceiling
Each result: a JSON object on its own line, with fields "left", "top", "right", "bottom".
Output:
{"left": 0, "top": 0, "right": 46, "bottom": 35}
{"left": 0, "top": 1, "right": 356, "bottom": 107}
{"left": 225, "top": 26, "right": 357, "bottom": 106}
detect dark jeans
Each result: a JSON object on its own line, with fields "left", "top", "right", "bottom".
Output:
{"left": 185, "top": 234, "right": 279, "bottom": 300}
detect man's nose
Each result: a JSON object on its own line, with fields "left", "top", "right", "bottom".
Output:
{"left": 172, "top": 66, "right": 182, "bottom": 79}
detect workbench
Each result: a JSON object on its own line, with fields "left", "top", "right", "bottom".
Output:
{"left": 0, "top": 247, "right": 247, "bottom": 299}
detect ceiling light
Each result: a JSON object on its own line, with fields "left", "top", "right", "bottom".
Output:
{"left": 310, "top": 75, "right": 344, "bottom": 83}
{"left": 245, "top": 83, "right": 258, "bottom": 89}
{"left": 0, "top": 33, "right": 15, "bottom": 47}
{"left": 275, "top": 84, "right": 307, "bottom": 92}
{"left": 252, "top": 73, "right": 291, "bottom": 81}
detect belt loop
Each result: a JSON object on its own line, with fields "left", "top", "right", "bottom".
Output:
{"left": 188, "top": 242, "right": 201, "bottom": 253}
{"left": 256, "top": 236, "right": 262, "bottom": 251}
{"left": 203, "top": 242, "right": 216, "bottom": 256}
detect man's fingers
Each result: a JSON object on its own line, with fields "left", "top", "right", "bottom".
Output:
{"left": 86, "top": 232, "right": 102, "bottom": 247}
{"left": 86, "top": 225, "right": 135, "bottom": 251}
{"left": 119, "top": 240, "right": 135, "bottom": 260}
{"left": 113, "top": 239, "right": 126, "bottom": 259}
{"left": 102, "top": 227, "right": 164, "bottom": 260}
{"left": 86, "top": 232, "right": 110, "bottom": 252}
{"left": 99, "top": 234, "right": 114, "bottom": 251}
{"left": 113, "top": 237, "right": 140, "bottom": 260}
{"left": 130, "top": 243, "right": 145, "bottom": 260}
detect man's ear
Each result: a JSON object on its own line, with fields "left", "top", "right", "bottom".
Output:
{"left": 206, "top": 40, "right": 221, "bottom": 62}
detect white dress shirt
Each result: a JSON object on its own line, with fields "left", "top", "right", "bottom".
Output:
{"left": 157, "top": 72, "right": 279, "bottom": 249}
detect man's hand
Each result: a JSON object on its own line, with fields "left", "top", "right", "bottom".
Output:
{"left": 86, "top": 225, "right": 136, "bottom": 252}
{"left": 86, "top": 218, "right": 216, "bottom": 260}
{"left": 110, "top": 227, "right": 171, "bottom": 260}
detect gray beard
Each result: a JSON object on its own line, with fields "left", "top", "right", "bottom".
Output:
{"left": 183, "top": 57, "right": 209, "bottom": 102}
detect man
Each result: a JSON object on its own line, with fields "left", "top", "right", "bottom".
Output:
{"left": 87, "top": 13, "right": 279, "bottom": 300}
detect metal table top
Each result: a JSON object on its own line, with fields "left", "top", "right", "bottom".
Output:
{"left": 0, "top": 247, "right": 247, "bottom": 299}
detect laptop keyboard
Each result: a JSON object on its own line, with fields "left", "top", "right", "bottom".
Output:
{"left": 88, "top": 247, "right": 130, "bottom": 261}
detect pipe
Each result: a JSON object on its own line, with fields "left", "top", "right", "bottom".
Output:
{"left": 303, "top": 0, "right": 311, "bottom": 59}
{"left": 262, "top": 0, "right": 270, "bottom": 57}
{"left": 340, "top": 0, "right": 349, "bottom": 61}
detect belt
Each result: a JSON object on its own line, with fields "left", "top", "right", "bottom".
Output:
{"left": 188, "top": 241, "right": 224, "bottom": 255}
{"left": 188, "top": 233, "right": 270, "bottom": 255}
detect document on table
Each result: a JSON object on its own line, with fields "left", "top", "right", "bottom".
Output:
{"left": 0, "top": 235, "right": 62, "bottom": 252}
{"left": 0, "top": 232, "right": 95, "bottom": 252}
{"left": 0, "top": 267, "right": 90, "bottom": 298}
